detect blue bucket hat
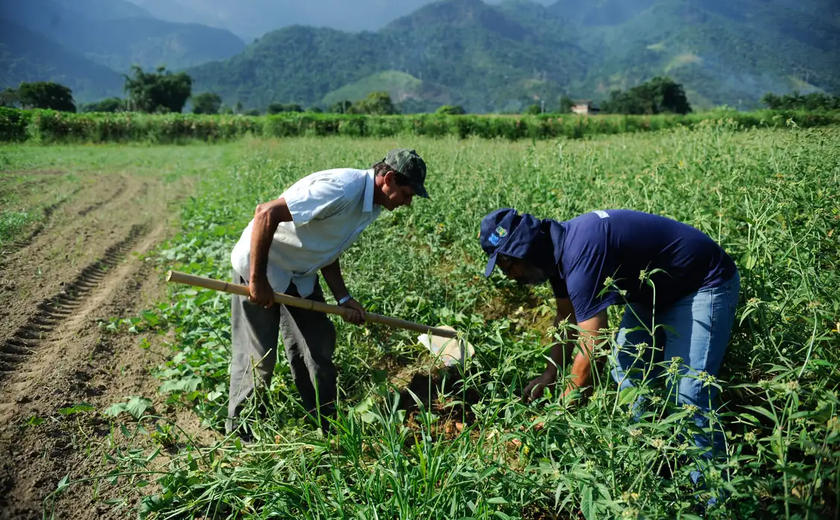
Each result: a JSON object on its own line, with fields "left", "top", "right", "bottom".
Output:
{"left": 479, "top": 208, "right": 518, "bottom": 277}
{"left": 479, "top": 208, "right": 558, "bottom": 277}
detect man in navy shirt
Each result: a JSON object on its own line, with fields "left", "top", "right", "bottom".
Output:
{"left": 480, "top": 208, "right": 740, "bottom": 466}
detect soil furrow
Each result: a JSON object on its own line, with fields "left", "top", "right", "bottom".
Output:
{"left": 0, "top": 175, "right": 143, "bottom": 347}
{"left": 0, "top": 167, "right": 196, "bottom": 520}
{"left": 77, "top": 184, "right": 126, "bottom": 217}
{"left": 0, "top": 225, "right": 148, "bottom": 384}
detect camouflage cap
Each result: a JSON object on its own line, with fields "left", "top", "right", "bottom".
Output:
{"left": 384, "top": 148, "right": 429, "bottom": 199}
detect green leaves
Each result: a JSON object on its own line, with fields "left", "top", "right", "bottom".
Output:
{"left": 58, "top": 403, "right": 95, "bottom": 415}
{"left": 55, "top": 474, "right": 70, "bottom": 494}
{"left": 22, "top": 415, "right": 43, "bottom": 428}
{"left": 104, "top": 397, "right": 153, "bottom": 420}
{"left": 580, "top": 485, "right": 594, "bottom": 520}
{"left": 159, "top": 376, "right": 202, "bottom": 395}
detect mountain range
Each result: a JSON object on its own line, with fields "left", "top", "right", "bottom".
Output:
{"left": 1, "top": 0, "right": 838, "bottom": 110}
{"left": 0, "top": 0, "right": 244, "bottom": 101}
{"left": 129, "top": 0, "right": 446, "bottom": 41}
{"left": 187, "top": 0, "right": 839, "bottom": 111}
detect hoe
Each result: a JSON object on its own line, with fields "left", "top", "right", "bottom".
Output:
{"left": 166, "top": 270, "right": 475, "bottom": 367}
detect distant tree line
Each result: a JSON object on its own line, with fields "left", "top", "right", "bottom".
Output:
{"left": 761, "top": 92, "right": 840, "bottom": 111}
{"left": 0, "top": 67, "right": 194, "bottom": 114}
{"left": 1, "top": 82, "right": 76, "bottom": 112}
{"left": 514, "top": 78, "right": 691, "bottom": 116}
{"left": 123, "top": 66, "right": 192, "bottom": 113}
{"left": 435, "top": 105, "right": 466, "bottom": 115}
{"left": 0, "top": 76, "right": 689, "bottom": 116}
{"left": 328, "top": 92, "right": 399, "bottom": 115}
{"left": 0, "top": 76, "right": 420, "bottom": 116}
{"left": 82, "top": 97, "right": 125, "bottom": 113}
{"left": 600, "top": 76, "right": 692, "bottom": 115}
{"left": 9, "top": 73, "right": 837, "bottom": 117}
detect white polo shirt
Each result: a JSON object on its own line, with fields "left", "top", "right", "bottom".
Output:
{"left": 230, "top": 168, "right": 381, "bottom": 298}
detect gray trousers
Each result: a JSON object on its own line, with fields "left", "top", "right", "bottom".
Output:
{"left": 227, "top": 270, "right": 337, "bottom": 433}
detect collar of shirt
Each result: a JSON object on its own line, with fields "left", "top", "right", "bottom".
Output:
{"left": 363, "top": 168, "right": 376, "bottom": 213}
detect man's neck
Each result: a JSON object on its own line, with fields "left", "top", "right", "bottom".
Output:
{"left": 372, "top": 174, "right": 387, "bottom": 206}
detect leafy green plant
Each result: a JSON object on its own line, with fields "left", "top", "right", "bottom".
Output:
{"left": 0, "top": 210, "right": 34, "bottom": 245}
{"left": 104, "top": 397, "right": 154, "bottom": 420}
{"left": 33, "top": 123, "right": 840, "bottom": 518}
{"left": 58, "top": 403, "right": 95, "bottom": 416}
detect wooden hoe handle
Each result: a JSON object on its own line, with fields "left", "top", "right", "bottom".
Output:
{"left": 166, "top": 270, "right": 458, "bottom": 339}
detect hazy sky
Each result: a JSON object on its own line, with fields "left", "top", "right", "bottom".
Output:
{"left": 131, "top": 0, "right": 555, "bottom": 39}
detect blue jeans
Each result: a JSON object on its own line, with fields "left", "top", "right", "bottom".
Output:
{"left": 611, "top": 272, "right": 740, "bottom": 469}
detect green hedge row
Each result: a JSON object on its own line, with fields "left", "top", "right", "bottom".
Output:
{"left": 1, "top": 107, "right": 838, "bottom": 144}
{"left": 0, "top": 109, "right": 263, "bottom": 144}
{"left": 0, "top": 108, "right": 30, "bottom": 142}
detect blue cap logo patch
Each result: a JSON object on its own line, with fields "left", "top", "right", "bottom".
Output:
{"left": 488, "top": 225, "right": 507, "bottom": 246}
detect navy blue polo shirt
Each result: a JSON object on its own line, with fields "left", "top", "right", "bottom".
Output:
{"left": 548, "top": 210, "right": 737, "bottom": 322}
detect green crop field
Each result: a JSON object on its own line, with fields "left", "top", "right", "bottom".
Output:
{"left": 3, "top": 122, "right": 839, "bottom": 519}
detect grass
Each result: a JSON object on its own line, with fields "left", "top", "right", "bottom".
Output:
{"left": 0, "top": 173, "right": 42, "bottom": 245}
{"left": 0, "top": 144, "right": 229, "bottom": 247}
{"left": 0, "top": 171, "right": 81, "bottom": 247}
{"left": 0, "top": 209, "right": 35, "bottom": 245}
{"left": 13, "top": 122, "right": 840, "bottom": 518}
{"left": 0, "top": 141, "right": 241, "bottom": 177}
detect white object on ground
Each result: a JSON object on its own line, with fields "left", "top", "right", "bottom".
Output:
{"left": 418, "top": 326, "right": 475, "bottom": 367}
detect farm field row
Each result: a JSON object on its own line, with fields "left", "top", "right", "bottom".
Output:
{"left": 0, "top": 124, "right": 838, "bottom": 519}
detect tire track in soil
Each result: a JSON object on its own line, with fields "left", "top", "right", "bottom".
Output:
{"left": 0, "top": 173, "right": 126, "bottom": 265}
{"left": 77, "top": 184, "right": 126, "bottom": 217}
{"left": 0, "top": 175, "right": 135, "bottom": 346}
{"left": 0, "top": 224, "right": 148, "bottom": 391}
{"left": 0, "top": 171, "right": 201, "bottom": 520}
{"left": 0, "top": 223, "right": 173, "bottom": 520}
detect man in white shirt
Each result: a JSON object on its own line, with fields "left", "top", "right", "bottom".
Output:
{"left": 228, "top": 149, "right": 429, "bottom": 435}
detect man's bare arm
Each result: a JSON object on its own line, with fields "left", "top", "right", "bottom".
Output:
{"left": 563, "top": 310, "right": 609, "bottom": 398}
{"left": 249, "top": 198, "right": 292, "bottom": 307}
{"left": 320, "top": 258, "right": 366, "bottom": 325}
{"left": 544, "top": 298, "right": 578, "bottom": 376}
{"left": 320, "top": 258, "right": 349, "bottom": 302}
{"left": 522, "top": 298, "right": 577, "bottom": 403}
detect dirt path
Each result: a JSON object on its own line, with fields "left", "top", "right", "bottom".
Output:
{"left": 0, "top": 170, "right": 203, "bottom": 520}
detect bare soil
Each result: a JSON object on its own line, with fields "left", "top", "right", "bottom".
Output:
{"left": 0, "top": 170, "right": 209, "bottom": 520}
